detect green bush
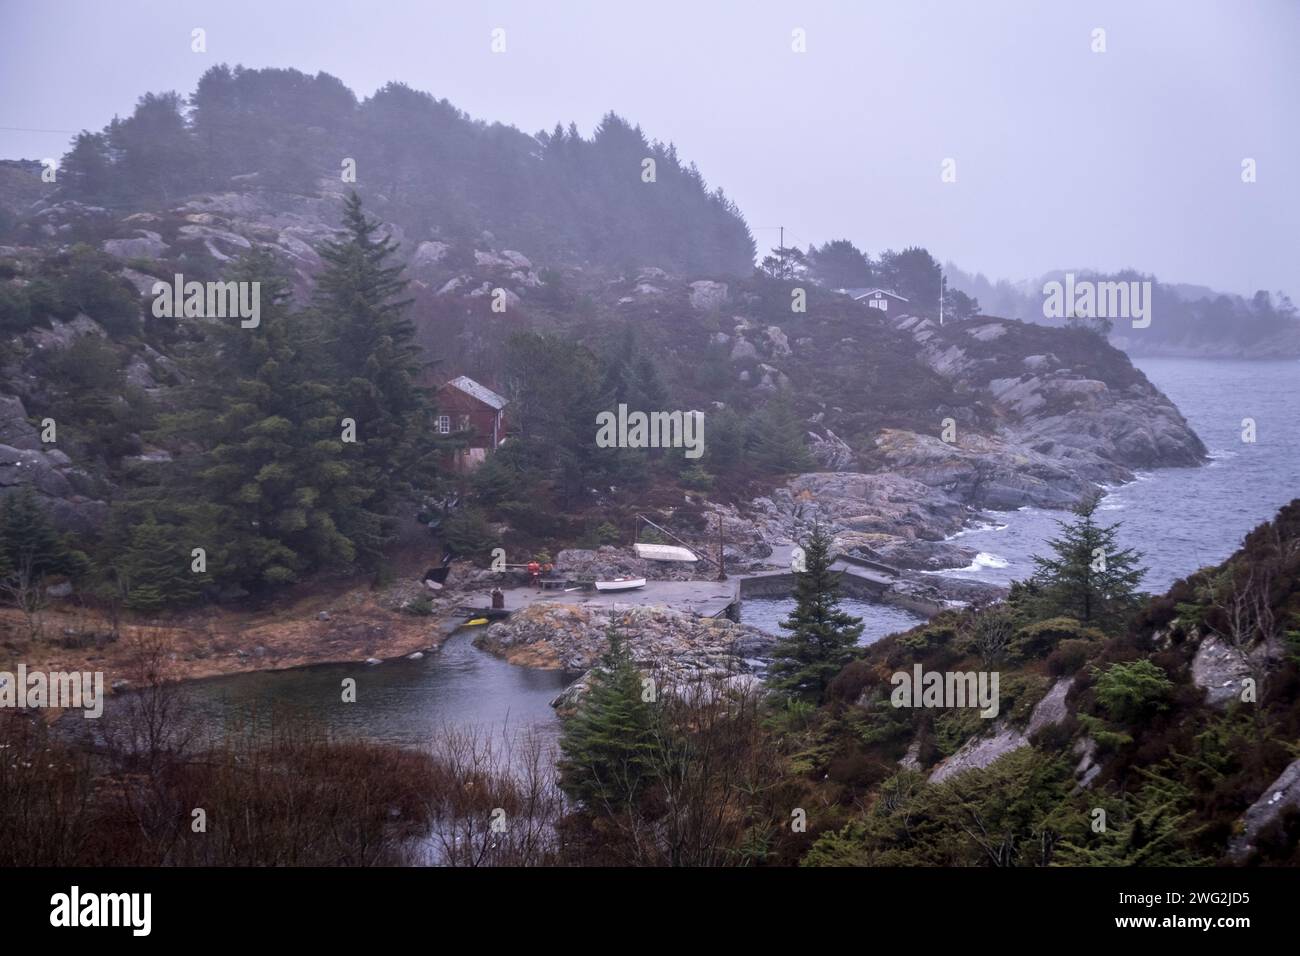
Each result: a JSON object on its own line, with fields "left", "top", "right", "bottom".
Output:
{"left": 403, "top": 594, "right": 434, "bottom": 616}
{"left": 1047, "top": 638, "right": 1097, "bottom": 676}
{"left": 679, "top": 460, "right": 715, "bottom": 490}
{"left": 499, "top": 499, "right": 563, "bottom": 538}
{"left": 0, "top": 284, "right": 33, "bottom": 332}
{"left": 1077, "top": 712, "right": 1133, "bottom": 752}
{"left": 1010, "top": 616, "right": 1105, "bottom": 662}
{"left": 37, "top": 245, "right": 142, "bottom": 336}
{"left": 999, "top": 672, "right": 1051, "bottom": 724}
{"left": 933, "top": 708, "right": 983, "bottom": 757}
{"left": 440, "top": 507, "right": 498, "bottom": 560}
{"left": 1090, "top": 659, "right": 1174, "bottom": 725}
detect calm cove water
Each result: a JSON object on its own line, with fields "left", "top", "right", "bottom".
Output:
{"left": 940, "top": 358, "right": 1300, "bottom": 592}
{"left": 740, "top": 597, "right": 925, "bottom": 646}
{"left": 101, "top": 629, "right": 574, "bottom": 746}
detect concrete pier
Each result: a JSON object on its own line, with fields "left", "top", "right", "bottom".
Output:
{"left": 464, "top": 578, "right": 740, "bottom": 620}
{"left": 455, "top": 541, "right": 946, "bottom": 623}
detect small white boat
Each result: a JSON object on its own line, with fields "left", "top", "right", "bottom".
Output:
{"left": 633, "top": 543, "right": 699, "bottom": 563}
{"left": 595, "top": 577, "right": 647, "bottom": 592}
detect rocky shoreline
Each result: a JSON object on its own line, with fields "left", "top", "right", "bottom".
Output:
{"left": 725, "top": 314, "right": 1208, "bottom": 579}
{"left": 473, "top": 602, "right": 776, "bottom": 712}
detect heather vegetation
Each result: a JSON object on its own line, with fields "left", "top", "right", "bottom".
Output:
{"left": 764, "top": 499, "right": 1300, "bottom": 867}
{"left": 3, "top": 496, "right": 1298, "bottom": 867}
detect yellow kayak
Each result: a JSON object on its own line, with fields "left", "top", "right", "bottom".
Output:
{"left": 465, "top": 617, "right": 489, "bottom": 626}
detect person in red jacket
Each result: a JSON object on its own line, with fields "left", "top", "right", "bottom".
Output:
{"left": 527, "top": 560, "right": 541, "bottom": 588}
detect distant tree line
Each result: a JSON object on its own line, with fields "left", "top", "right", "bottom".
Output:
{"left": 945, "top": 263, "right": 1298, "bottom": 348}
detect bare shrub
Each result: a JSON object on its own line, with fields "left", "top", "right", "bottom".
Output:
{"left": 420, "top": 725, "right": 567, "bottom": 867}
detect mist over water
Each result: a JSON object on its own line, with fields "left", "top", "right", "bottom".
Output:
{"left": 941, "top": 358, "right": 1300, "bottom": 592}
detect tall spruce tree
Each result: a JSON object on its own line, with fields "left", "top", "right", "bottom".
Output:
{"left": 314, "top": 193, "right": 436, "bottom": 494}
{"left": 558, "top": 630, "right": 659, "bottom": 812}
{"left": 769, "top": 523, "right": 863, "bottom": 703}
{"left": 1029, "top": 494, "right": 1146, "bottom": 628}
{"left": 157, "top": 249, "right": 373, "bottom": 590}
{"left": 314, "top": 191, "right": 440, "bottom": 554}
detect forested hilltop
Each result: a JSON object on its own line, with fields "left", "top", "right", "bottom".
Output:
{"left": 1, "top": 65, "right": 755, "bottom": 276}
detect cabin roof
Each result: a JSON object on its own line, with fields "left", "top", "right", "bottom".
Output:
{"left": 443, "top": 375, "right": 508, "bottom": 410}
{"left": 850, "top": 288, "right": 909, "bottom": 302}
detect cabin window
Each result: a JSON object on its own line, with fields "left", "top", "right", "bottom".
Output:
{"left": 437, "top": 415, "right": 451, "bottom": 434}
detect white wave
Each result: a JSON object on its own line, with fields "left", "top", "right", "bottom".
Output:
{"left": 950, "top": 521, "right": 1008, "bottom": 538}
{"left": 944, "top": 551, "right": 1011, "bottom": 573}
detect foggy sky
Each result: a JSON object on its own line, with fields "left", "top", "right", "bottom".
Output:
{"left": 2, "top": 0, "right": 1297, "bottom": 296}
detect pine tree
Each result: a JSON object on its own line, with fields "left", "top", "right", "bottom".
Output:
{"left": 1030, "top": 493, "right": 1146, "bottom": 628}
{"left": 558, "top": 630, "right": 659, "bottom": 812}
{"left": 769, "top": 523, "right": 863, "bottom": 703}
{"left": 0, "top": 489, "right": 80, "bottom": 581}
{"left": 314, "top": 192, "right": 440, "bottom": 553}
{"left": 0, "top": 490, "right": 84, "bottom": 621}
{"left": 158, "top": 249, "right": 372, "bottom": 591}
{"left": 120, "top": 513, "right": 202, "bottom": 611}
{"left": 59, "top": 131, "right": 115, "bottom": 201}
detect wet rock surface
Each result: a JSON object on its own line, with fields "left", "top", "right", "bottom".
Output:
{"left": 1227, "top": 757, "right": 1300, "bottom": 863}
{"left": 926, "top": 677, "right": 1073, "bottom": 782}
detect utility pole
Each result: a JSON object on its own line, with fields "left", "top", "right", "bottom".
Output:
{"left": 716, "top": 511, "right": 727, "bottom": 581}
{"left": 939, "top": 268, "right": 945, "bottom": 326}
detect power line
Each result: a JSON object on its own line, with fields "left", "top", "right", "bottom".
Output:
{"left": 0, "top": 125, "right": 82, "bottom": 134}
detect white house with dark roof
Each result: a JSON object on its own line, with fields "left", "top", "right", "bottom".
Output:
{"left": 847, "top": 288, "right": 909, "bottom": 313}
